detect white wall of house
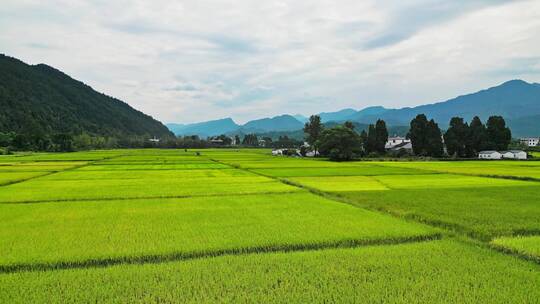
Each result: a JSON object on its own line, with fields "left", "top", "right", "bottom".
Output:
{"left": 385, "top": 137, "right": 411, "bottom": 149}
{"left": 478, "top": 151, "right": 502, "bottom": 159}
{"left": 520, "top": 138, "right": 539, "bottom": 147}
{"left": 511, "top": 151, "right": 528, "bottom": 160}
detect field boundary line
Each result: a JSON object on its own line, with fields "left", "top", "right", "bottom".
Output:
{"left": 0, "top": 153, "right": 130, "bottom": 189}
{"left": 489, "top": 242, "right": 540, "bottom": 265}
{"left": 0, "top": 190, "right": 304, "bottom": 205}
{"left": 0, "top": 234, "right": 442, "bottom": 274}
{"left": 369, "top": 163, "right": 540, "bottom": 183}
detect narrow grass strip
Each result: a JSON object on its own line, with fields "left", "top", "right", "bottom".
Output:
{"left": 0, "top": 233, "right": 442, "bottom": 274}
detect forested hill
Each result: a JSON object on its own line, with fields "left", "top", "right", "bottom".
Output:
{"left": 0, "top": 54, "right": 173, "bottom": 137}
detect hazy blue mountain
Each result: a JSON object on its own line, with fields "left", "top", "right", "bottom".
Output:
{"left": 318, "top": 108, "right": 358, "bottom": 122}
{"left": 356, "top": 80, "right": 540, "bottom": 128}
{"left": 346, "top": 106, "right": 389, "bottom": 121}
{"left": 293, "top": 114, "right": 308, "bottom": 123}
{"left": 168, "top": 79, "right": 540, "bottom": 137}
{"left": 508, "top": 114, "right": 540, "bottom": 138}
{"left": 0, "top": 54, "right": 173, "bottom": 137}
{"left": 166, "top": 118, "right": 239, "bottom": 137}
{"left": 241, "top": 114, "right": 304, "bottom": 132}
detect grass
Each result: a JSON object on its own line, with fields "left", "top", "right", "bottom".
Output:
{"left": 491, "top": 236, "right": 540, "bottom": 262}
{"left": 251, "top": 165, "right": 428, "bottom": 177}
{"left": 78, "top": 163, "right": 230, "bottom": 170}
{"left": 339, "top": 186, "right": 540, "bottom": 239}
{"left": 1, "top": 240, "right": 538, "bottom": 303}
{"left": 0, "top": 192, "right": 437, "bottom": 269}
{"left": 0, "top": 177, "right": 298, "bottom": 203}
{"left": 286, "top": 176, "right": 389, "bottom": 192}
{"left": 0, "top": 172, "right": 51, "bottom": 186}
{"left": 372, "top": 173, "right": 537, "bottom": 189}
{"left": 0, "top": 161, "right": 86, "bottom": 172}
{"left": 1, "top": 148, "right": 539, "bottom": 302}
{"left": 376, "top": 161, "right": 540, "bottom": 180}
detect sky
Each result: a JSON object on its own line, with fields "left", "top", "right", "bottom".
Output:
{"left": 1, "top": 0, "right": 540, "bottom": 124}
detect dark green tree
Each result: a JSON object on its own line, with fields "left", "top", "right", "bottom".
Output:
{"left": 51, "top": 133, "right": 74, "bottom": 152}
{"left": 426, "top": 119, "right": 444, "bottom": 157}
{"left": 485, "top": 116, "right": 512, "bottom": 151}
{"left": 408, "top": 114, "right": 429, "bottom": 156}
{"left": 444, "top": 117, "right": 469, "bottom": 157}
{"left": 242, "top": 134, "right": 259, "bottom": 146}
{"left": 408, "top": 114, "right": 443, "bottom": 157}
{"left": 375, "top": 119, "right": 389, "bottom": 154}
{"left": 468, "top": 116, "right": 488, "bottom": 155}
{"left": 344, "top": 121, "right": 355, "bottom": 130}
{"left": 303, "top": 115, "right": 323, "bottom": 151}
{"left": 317, "top": 126, "right": 363, "bottom": 161}
{"left": 366, "top": 124, "right": 377, "bottom": 153}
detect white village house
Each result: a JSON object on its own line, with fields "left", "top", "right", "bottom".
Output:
{"left": 520, "top": 137, "right": 539, "bottom": 147}
{"left": 501, "top": 150, "right": 528, "bottom": 160}
{"left": 385, "top": 136, "right": 412, "bottom": 152}
{"left": 478, "top": 150, "right": 527, "bottom": 160}
{"left": 385, "top": 136, "right": 411, "bottom": 149}
{"left": 478, "top": 151, "right": 502, "bottom": 160}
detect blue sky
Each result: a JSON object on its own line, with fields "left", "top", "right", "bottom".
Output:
{"left": 1, "top": 0, "right": 540, "bottom": 124}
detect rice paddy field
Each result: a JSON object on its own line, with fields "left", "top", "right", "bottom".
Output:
{"left": 1, "top": 149, "right": 539, "bottom": 303}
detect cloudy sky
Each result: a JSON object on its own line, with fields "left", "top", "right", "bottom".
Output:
{"left": 2, "top": 0, "right": 540, "bottom": 124}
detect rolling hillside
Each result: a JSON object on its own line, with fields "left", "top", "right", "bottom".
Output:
{"left": 356, "top": 80, "right": 540, "bottom": 131}
{"left": 0, "top": 54, "right": 173, "bottom": 137}
{"left": 168, "top": 80, "right": 540, "bottom": 137}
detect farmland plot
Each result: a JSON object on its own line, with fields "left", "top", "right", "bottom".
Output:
{"left": 1, "top": 240, "right": 538, "bottom": 303}
{"left": 0, "top": 148, "right": 539, "bottom": 303}
{"left": 492, "top": 236, "right": 540, "bottom": 261}
{"left": 0, "top": 192, "right": 437, "bottom": 269}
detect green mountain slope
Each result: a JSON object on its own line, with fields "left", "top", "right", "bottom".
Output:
{"left": 0, "top": 54, "right": 172, "bottom": 137}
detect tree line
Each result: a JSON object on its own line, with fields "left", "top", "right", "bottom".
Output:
{"left": 303, "top": 114, "right": 512, "bottom": 161}
{"left": 0, "top": 131, "right": 304, "bottom": 154}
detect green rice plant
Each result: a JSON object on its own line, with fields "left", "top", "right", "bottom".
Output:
{"left": 286, "top": 176, "right": 389, "bottom": 192}
{"left": 0, "top": 192, "right": 437, "bottom": 269}
{"left": 491, "top": 235, "right": 540, "bottom": 261}
{"left": 377, "top": 161, "right": 540, "bottom": 180}
{"left": 0, "top": 172, "right": 51, "bottom": 186}
{"left": 1, "top": 240, "right": 538, "bottom": 303}
{"left": 42, "top": 168, "right": 254, "bottom": 180}
{"left": 373, "top": 173, "right": 536, "bottom": 189}
{"left": 221, "top": 159, "right": 359, "bottom": 169}
{"left": 251, "top": 165, "right": 429, "bottom": 177}
{"left": 339, "top": 186, "right": 540, "bottom": 239}
{"left": 14, "top": 151, "right": 124, "bottom": 161}
{"left": 78, "top": 162, "right": 230, "bottom": 170}
{"left": 0, "top": 162, "right": 87, "bottom": 172}
{"left": 0, "top": 177, "right": 298, "bottom": 203}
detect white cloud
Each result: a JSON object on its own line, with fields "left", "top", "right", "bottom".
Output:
{"left": 1, "top": 0, "right": 539, "bottom": 124}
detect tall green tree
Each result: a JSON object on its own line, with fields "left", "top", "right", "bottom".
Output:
{"left": 468, "top": 116, "right": 487, "bottom": 154}
{"left": 408, "top": 114, "right": 443, "bottom": 157}
{"left": 366, "top": 124, "right": 377, "bottom": 154}
{"left": 344, "top": 121, "right": 355, "bottom": 130}
{"left": 408, "top": 114, "right": 429, "bottom": 156}
{"left": 375, "top": 119, "right": 389, "bottom": 154}
{"left": 444, "top": 117, "right": 469, "bottom": 157}
{"left": 426, "top": 119, "right": 444, "bottom": 157}
{"left": 242, "top": 134, "right": 259, "bottom": 146}
{"left": 317, "top": 126, "right": 363, "bottom": 161}
{"left": 304, "top": 115, "right": 323, "bottom": 151}
{"left": 485, "top": 116, "right": 512, "bottom": 151}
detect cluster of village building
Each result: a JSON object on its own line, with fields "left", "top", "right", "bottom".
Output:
{"left": 271, "top": 136, "right": 539, "bottom": 159}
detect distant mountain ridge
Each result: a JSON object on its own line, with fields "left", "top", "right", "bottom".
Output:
{"left": 0, "top": 54, "right": 173, "bottom": 137}
{"left": 168, "top": 80, "right": 540, "bottom": 138}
